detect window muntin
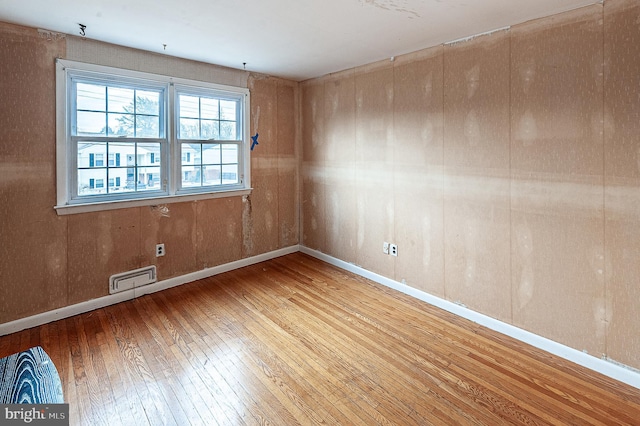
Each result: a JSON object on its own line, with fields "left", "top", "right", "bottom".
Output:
{"left": 56, "top": 59, "right": 250, "bottom": 212}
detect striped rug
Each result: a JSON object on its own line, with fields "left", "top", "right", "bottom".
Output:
{"left": 0, "top": 346, "right": 63, "bottom": 404}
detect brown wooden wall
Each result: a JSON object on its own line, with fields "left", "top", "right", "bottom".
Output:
{"left": 2, "top": 0, "right": 639, "bottom": 378}
{"left": 300, "top": 0, "right": 640, "bottom": 370}
{"left": 0, "top": 23, "right": 299, "bottom": 324}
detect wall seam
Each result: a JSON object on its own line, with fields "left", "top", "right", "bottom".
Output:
{"left": 276, "top": 79, "right": 281, "bottom": 250}
{"left": 297, "top": 83, "right": 303, "bottom": 249}
{"left": 508, "top": 29, "right": 514, "bottom": 325}
{"left": 601, "top": 0, "right": 607, "bottom": 360}
{"left": 65, "top": 209, "right": 70, "bottom": 309}
{"left": 392, "top": 62, "right": 396, "bottom": 280}
{"left": 322, "top": 81, "right": 327, "bottom": 253}
{"left": 65, "top": 35, "right": 71, "bottom": 308}
{"left": 441, "top": 44, "right": 447, "bottom": 301}
{"left": 139, "top": 207, "right": 144, "bottom": 274}
{"left": 194, "top": 199, "right": 198, "bottom": 267}
{"left": 351, "top": 72, "right": 357, "bottom": 264}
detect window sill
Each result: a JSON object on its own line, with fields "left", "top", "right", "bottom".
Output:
{"left": 54, "top": 188, "right": 252, "bottom": 216}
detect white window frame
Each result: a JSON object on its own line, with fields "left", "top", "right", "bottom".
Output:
{"left": 55, "top": 59, "right": 251, "bottom": 215}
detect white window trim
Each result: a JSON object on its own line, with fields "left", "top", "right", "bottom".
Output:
{"left": 55, "top": 59, "right": 252, "bottom": 216}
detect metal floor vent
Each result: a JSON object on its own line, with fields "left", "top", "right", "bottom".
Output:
{"left": 109, "top": 266, "right": 157, "bottom": 294}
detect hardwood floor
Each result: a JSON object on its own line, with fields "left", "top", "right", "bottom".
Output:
{"left": 1, "top": 252, "right": 639, "bottom": 425}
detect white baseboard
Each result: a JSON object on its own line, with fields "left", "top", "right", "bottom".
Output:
{"left": 299, "top": 246, "right": 640, "bottom": 390}
{"left": 133, "top": 245, "right": 300, "bottom": 298}
{"left": 0, "top": 245, "right": 300, "bottom": 337}
{"left": 4, "top": 242, "right": 638, "bottom": 391}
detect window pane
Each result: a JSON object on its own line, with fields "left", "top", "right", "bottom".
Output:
{"left": 78, "top": 168, "right": 107, "bottom": 196}
{"left": 201, "top": 120, "right": 218, "bottom": 140}
{"left": 107, "top": 87, "right": 134, "bottom": 113}
{"left": 203, "top": 165, "right": 221, "bottom": 186}
{"left": 136, "top": 115, "right": 160, "bottom": 138}
{"left": 201, "top": 98, "right": 219, "bottom": 119}
{"left": 182, "top": 144, "right": 201, "bottom": 166}
{"left": 180, "top": 118, "right": 200, "bottom": 139}
{"left": 108, "top": 169, "right": 128, "bottom": 193}
{"left": 221, "top": 145, "right": 238, "bottom": 164}
{"left": 221, "top": 164, "right": 238, "bottom": 184}
{"left": 138, "top": 143, "right": 161, "bottom": 166}
{"left": 77, "top": 83, "right": 105, "bottom": 111}
{"left": 219, "top": 121, "right": 236, "bottom": 140}
{"left": 179, "top": 95, "right": 199, "bottom": 118}
{"left": 78, "top": 142, "right": 107, "bottom": 168}
{"left": 108, "top": 143, "right": 135, "bottom": 165}
{"left": 137, "top": 166, "right": 161, "bottom": 190}
{"left": 182, "top": 165, "right": 201, "bottom": 187}
{"left": 122, "top": 176, "right": 137, "bottom": 193}
{"left": 77, "top": 111, "right": 106, "bottom": 136}
{"left": 136, "top": 90, "right": 160, "bottom": 115}
{"left": 202, "top": 144, "right": 221, "bottom": 164}
{"left": 108, "top": 113, "right": 134, "bottom": 137}
{"left": 220, "top": 100, "right": 237, "bottom": 121}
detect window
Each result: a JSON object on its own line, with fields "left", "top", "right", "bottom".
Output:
{"left": 177, "top": 90, "right": 242, "bottom": 188}
{"left": 56, "top": 59, "right": 251, "bottom": 214}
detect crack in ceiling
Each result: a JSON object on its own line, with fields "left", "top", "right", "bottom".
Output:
{"left": 359, "top": 0, "right": 422, "bottom": 18}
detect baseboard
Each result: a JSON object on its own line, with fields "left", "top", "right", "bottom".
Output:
{"left": 0, "top": 245, "right": 300, "bottom": 337}
{"left": 5, "top": 243, "right": 638, "bottom": 390}
{"left": 299, "top": 246, "right": 640, "bottom": 390}
{"left": 133, "top": 245, "right": 300, "bottom": 298}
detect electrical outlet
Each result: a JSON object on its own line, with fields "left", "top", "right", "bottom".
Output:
{"left": 156, "top": 243, "right": 165, "bottom": 257}
{"left": 390, "top": 244, "right": 398, "bottom": 257}
{"left": 383, "top": 242, "right": 390, "bottom": 254}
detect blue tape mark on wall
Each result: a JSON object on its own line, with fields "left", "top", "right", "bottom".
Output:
{"left": 251, "top": 133, "right": 259, "bottom": 151}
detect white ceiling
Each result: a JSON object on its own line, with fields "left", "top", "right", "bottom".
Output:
{"left": 1, "top": 0, "right": 598, "bottom": 81}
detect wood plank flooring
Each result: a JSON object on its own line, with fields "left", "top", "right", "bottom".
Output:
{"left": 1, "top": 252, "right": 639, "bottom": 425}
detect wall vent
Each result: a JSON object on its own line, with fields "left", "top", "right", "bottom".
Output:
{"left": 109, "top": 266, "right": 157, "bottom": 294}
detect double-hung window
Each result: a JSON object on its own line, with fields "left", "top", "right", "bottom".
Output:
{"left": 55, "top": 59, "right": 251, "bottom": 214}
